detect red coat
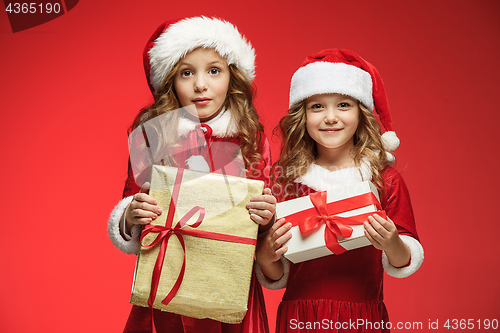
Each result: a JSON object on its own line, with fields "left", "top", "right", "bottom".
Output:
{"left": 271, "top": 166, "right": 421, "bottom": 333}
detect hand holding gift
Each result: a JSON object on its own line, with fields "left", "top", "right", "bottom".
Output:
{"left": 247, "top": 187, "right": 277, "bottom": 227}
{"left": 255, "top": 218, "right": 292, "bottom": 281}
{"left": 276, "top": 181, "right": 388, "bottom": 263}
{"left": 364, "top": 214, "right": 411, "bottom": 268}
{"left": 124, "top": 183, "right": 163, "bottom": 234}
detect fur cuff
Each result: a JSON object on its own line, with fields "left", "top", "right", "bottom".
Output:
{"left": 254, "top": 257, "right": 290, "bottom": 290}
{"left": 382, "top": 235, "right": 424, "bottom": 278}
{"left": 108, "top": 196, "right": 141, "bottom": 255}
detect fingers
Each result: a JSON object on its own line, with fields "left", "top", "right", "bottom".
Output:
{"left": 270, "top": 218, "right": 291, "bottom": 234}
{"left": 364, "top": 214, "right": 398, "bottom": 250}
{"left": 363, "top": 227, "right": 378, "bottom": 246}
{"left": 255, "top": 218, "right": 293, "bottom": 266}
{"left": 265, "top": 218, "right": 292, "bottom": 259}
{"left": 128, "top": 205, "right": 158, "bottom": 224}
{"left": 274, "top": 244, "right": 289, "bottom": 257}
{"left": 263, "top": 188, "right": 272, "bottom": 195}
{"left": 132, "top": 193, "right": 161, "bottom": 212}
{"left": 269, "top": 218, "right": 292, "bottom": 248}
{"left": 248, "top": 207, "right": 275, "bottom": 225}
{"left": 139, "top": 182, "right": 151, "bottom": 193}
{"left": 127, "top": 190, "right": 162, "bottom": 226}
{"left": 247, "top": 192, "right": 277, "bottom": 209}
{"left": 247, "top": 188, "right": 277, "bottom": 225}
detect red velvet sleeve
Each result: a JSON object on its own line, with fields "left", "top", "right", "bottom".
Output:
{"left": 122, "top": 158, "right": 142, "bottom": 198}
{"left": 380, "top": 167, "right": 420, "bottom": 241}
{"left": 246, "top": 132, "right": 272, "bottom": 189}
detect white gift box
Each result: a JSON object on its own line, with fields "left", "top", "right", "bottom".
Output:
{"left": 276, "top": 181, "right": 382, "bottom": 263}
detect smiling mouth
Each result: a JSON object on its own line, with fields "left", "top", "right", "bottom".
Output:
{"left": 320, "top": 128, "right": 342, "bottom": 132}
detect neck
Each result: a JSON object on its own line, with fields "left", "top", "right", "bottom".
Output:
{"left": 181, "top": 106, "right": 224, "bottom": 123}
{"left": 315, "top": 142, "right": 355, "bottom": 171}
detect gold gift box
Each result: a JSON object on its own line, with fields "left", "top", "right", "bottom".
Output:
{"left": 130, "top": 165, "right": 264, "bottom": 323}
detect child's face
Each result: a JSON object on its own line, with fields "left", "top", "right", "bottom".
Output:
{"left": 305, "top": 93, "right": 360, "bottom": 151}
{"left": 174, "top": 48, "right": 230, "bottom": 121}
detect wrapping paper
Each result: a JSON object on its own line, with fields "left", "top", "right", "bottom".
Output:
{"left": 130, "top": 165, "right": 264, "bottom": 323}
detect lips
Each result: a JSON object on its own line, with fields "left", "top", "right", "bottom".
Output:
{"left": 320, "top": 128, "right": 342, "bottom": 133}
{"left": 192, "top": 97, "right": 212, "bottom": 106}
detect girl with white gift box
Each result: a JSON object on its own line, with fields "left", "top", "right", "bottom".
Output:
{"left": 255, "top": 49, "right": 424, "bottom": 332}
{"left": 108, "top": 16, "right": 276, "bottom": 333}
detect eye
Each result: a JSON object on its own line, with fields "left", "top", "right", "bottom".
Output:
{"left": 309, "top": 103, "right": 323, "bottom": 110}
{"left": 209, "top": 68, "right": 221, "bottom": 75}
{"left": 338, "top": 102, "right": 351, "bottom": 109}
{"left": 180, "top": 70, "right": 193, "bottom": 77}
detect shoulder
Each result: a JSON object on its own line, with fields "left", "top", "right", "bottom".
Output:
{"left": 382, "top": 165, "right": 401, "bottom": 178}
{"left": 382, "top": 166, "right": 407, "bottom": 189}
{"left": 380, "top": 166, "right": 414, "bottom": 213}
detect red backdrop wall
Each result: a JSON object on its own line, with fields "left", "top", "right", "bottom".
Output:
{"left": 1, "top": 1, "right": 499, "bottom": 332}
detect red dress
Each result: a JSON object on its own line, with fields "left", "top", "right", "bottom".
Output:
{"left": 274, "top": 166, "right": 421, "bottom": 333}
{"left": 113, "top": 114, "right": 271, "bottom": 333}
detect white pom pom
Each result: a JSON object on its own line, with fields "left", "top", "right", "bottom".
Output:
{"left": 186, "top": 155, "right": 210, "bottom": 172}
{"left": 381, "top": 131, "right": 400, "bottom": 151}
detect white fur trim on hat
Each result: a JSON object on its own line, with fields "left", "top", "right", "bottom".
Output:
{"left": 382, "top": 235, "right": 424, "bottom": 278}
{"left": 108, "top": 196, "right": 141, "bottom": 255}
{"left": 289, "top": 62, "right": 373, "bottom": 109}
{"left": 149, "top": 16, "right": 255, "bottom": 91}
{"left": 254, "top": 257, "right": 290, "bottom": 290}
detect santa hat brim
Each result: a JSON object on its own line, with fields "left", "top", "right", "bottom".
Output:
{"left": 289, "top": 61, "right": 373, "bottom": 109}
{"left": 148, "top": 16, "right": 255, "bottom": 92}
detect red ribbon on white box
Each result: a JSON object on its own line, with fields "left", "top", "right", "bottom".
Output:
{"left": 286, "top": 191, "right": 386, "bottom": 254}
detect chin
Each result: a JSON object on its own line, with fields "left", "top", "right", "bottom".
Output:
{"left": 198, "top": 113, "right": 215, "bottom": 119}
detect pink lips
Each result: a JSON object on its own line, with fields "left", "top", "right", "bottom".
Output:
{"left": 192, "top": 97, "right": 211, "bottom": 106}
{"left": 320, "top": 128, "right": 342, "bottom": 133}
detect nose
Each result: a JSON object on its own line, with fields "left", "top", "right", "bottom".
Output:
{"left": 324, "top": 108, "right": 339, "bottom": 124}
{"left": 194, "top": 75, "right": 208, "bottom": 92}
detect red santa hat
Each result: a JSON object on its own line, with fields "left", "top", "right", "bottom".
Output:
{"left": 289, "top": 49, "right": 400, "bottom": 152}
{"left": 143, "top": 16, "right": 255, "bottom": 94}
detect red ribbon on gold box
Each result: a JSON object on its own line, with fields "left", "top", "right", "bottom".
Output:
{"left": 131, "top": 166, "right": 264, "bottom": 323}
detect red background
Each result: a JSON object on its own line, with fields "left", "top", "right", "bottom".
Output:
{"left": 1, "top": 1, "right": 499, "bottom": 332}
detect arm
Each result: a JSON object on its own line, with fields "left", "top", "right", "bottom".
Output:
{"left": 108, "top": 160, "right": 161, "bottom": 254}
{"left": 368, "top": 167, "right": 424, "bottom": 277}
{"left": 364, "top": 214, "right": 411, "bottom": 267}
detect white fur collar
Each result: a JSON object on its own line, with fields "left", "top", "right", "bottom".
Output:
{"left": 177, "top": 108, "right": 238, "bottom": 138}
{"left": 295, "top": 161, "right": 372, "bottom": 192}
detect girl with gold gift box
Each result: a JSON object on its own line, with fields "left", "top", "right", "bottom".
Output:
{"left": 108, "top": 16, "right": 276, "bottom": 333}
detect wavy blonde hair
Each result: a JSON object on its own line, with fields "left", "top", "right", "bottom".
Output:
{"left": 128, "top": 60, "right": 265, "bottom": 176}
{"left": 271, "top": 100, "right": 388, "bottom": 198}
